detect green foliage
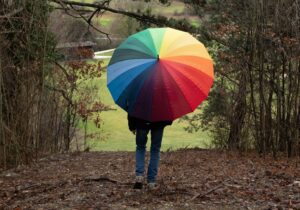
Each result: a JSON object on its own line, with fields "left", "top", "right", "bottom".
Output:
{"left": 201, "top": 83, "right": 228, "bottom": 127}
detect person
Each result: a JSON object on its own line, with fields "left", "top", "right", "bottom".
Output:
{"left": 128, "top": 114, "right": 172, "bottom": 190}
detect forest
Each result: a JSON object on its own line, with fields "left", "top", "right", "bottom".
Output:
{"left": 0, "top": 0, "right": 299, "bottom": 209}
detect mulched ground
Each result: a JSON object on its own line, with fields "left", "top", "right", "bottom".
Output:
{"left": 1, "top": 149, "right": 300, "bottom": 210}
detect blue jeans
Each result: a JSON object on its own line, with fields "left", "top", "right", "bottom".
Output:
{"left": 135, "top": 127, "right": 164, "bottom": 183}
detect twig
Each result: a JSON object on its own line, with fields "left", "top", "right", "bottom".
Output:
{"left": 0, "top": 30, "right": 22, "bottom": 34}
{"left": 190, "top": 179, "right": 230, "bottom": 201}
{"left": 0, "top": 7, "right": 24, "bottom": 18}
{"left": 84, "top": 175, "right": 118, "bottom": 184}
{"left": 84, "top": 175, "right": 132, "bottom": 185}
{"left": 15, "top": 183, "right": 40, "bottom": 192}
{"left": 161, "top": 188, "right": 194, "bottom": 196}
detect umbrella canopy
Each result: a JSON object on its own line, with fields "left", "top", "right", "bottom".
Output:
{"left": 107, "top": 27, "right": 214, "bottom": 122}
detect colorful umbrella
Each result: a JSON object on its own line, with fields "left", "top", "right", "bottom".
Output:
{"left": 107, "top": 27, "right": 214, "bottom": 122}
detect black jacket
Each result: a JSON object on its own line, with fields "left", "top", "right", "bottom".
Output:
{"left": 128, "top": 115, "right": 173, "bottom": 130}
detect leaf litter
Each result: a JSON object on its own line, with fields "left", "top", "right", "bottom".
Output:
{"left": 0, "top": 149, "right": 300, "bottom": 210}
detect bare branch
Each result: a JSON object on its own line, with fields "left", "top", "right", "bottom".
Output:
{"left": 45, "top": 84, "right": 74, "bottom": 106}
{"left": 68, "top": 4, "right": 111, "bottom": 41}
{"left": 53, "top": 7, "right": 93, "bottom": 13}
{"left": 53, "top": 61, "right": 70, "bottom": 78}
{"left": 49, "top": 0, "right": 169, "bottom": 26}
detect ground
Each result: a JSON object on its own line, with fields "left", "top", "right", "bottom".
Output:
{"left": 1, "top": 149, "right": 300, "bottom": 210}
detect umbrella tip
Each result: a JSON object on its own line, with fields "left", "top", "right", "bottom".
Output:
{"left": 157, "top": 54, "right": 159, "bottom": 60}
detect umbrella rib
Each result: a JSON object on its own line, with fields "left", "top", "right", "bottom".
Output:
{"left": 130, "top": 65, "right": 157, "bottom": 121}
{"left": 147, "top": 28, "right": 166, "bottom": 56}
{"left": 174, "top": 66, "right": 212, "bottom": 97}
{"left": 160, "top": 31, "right": 188, "bottom": 55}
{"left": 118, "top": 36, "right": 157, "bottom": 57}
{"left": 161, "top": 63, "right": 195, "bottom": 112}
{"left": 107, "top": 59, "right": 156, "bottom": 85}
{"left": 163, "top": 61, "right": 211, "bottom": 107}
{"left": 109, "top": 49, "right": 156, "bottom": 65}
{"left": 143, "top": 29, "right": 161, "bottom": 57}
{"left": 163, "top": 57, "right": 213, "bottom": 80}
{"left": 159, "top": 64, "right": 174, "bottom": 120}
{"left": 162, "top": 44, "right": 212, "bottom": 61}
{"left": 116, "top": 47, "right": 154, "bottom": 58}
{"left": 108, "top": 61, "right": 153, "bottom": 101}
{"left": 113, "top": 62, "right": 156, "bottom": 104}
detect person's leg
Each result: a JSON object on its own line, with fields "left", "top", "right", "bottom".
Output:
{"left": 135, "top": 128, "right": 149, "bottom": 178}
{"left": 147, "top": 127, "right": 164, "bottom": 184}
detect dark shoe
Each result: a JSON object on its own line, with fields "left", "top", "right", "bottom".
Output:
{"left": 133, "top": 182, "right": 143, "bottom": 189}
{"left": 133, "top": 176, "right": 144, "bottom": 189}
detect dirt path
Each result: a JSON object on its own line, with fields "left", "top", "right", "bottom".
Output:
{"left": 1, "top": 149, "right": 300, "bottom": 210}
